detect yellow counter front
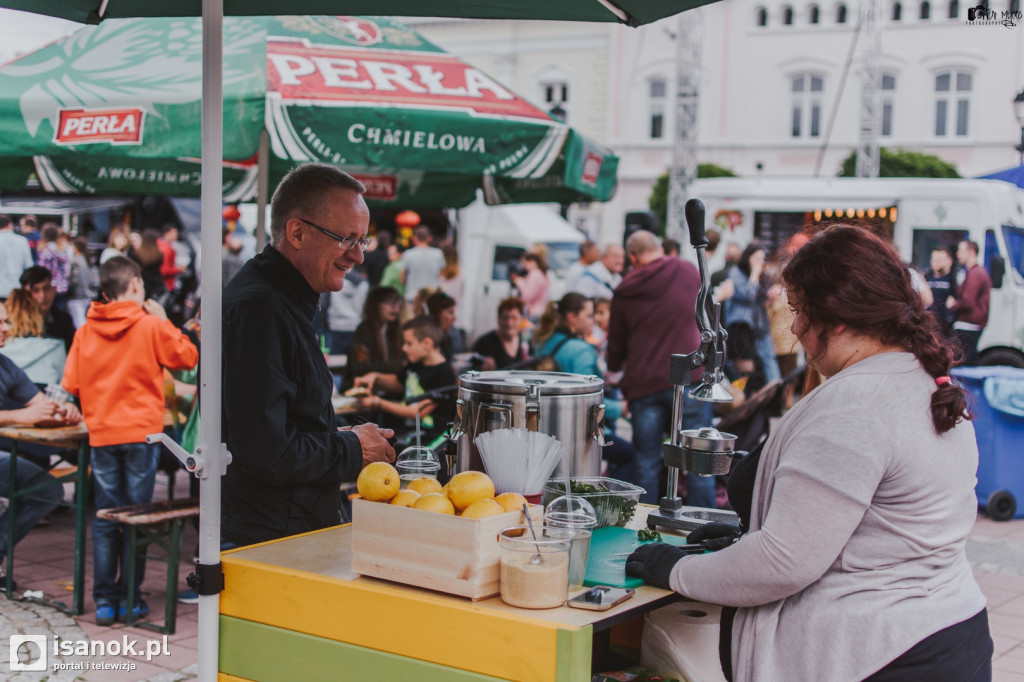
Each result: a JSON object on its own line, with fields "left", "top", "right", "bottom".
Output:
{"left": 217, "top": 516, "right": 687, "bottom": 681}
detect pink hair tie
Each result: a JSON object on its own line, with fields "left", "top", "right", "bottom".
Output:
{"left": 935, "top": 376, "right": 951, "bottom": 386}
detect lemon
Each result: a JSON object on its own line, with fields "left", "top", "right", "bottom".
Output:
{"left": 446, "top": 471, "right": 496, "bottom": 511}
{"left": 460, "top": 498, "right": 504, "bottom": 519}
{"left": 356, "top": 462, "right": 400, "bottom": 502}
{"left": 390, "top": 489, "right": 421, "bottom": 507}
{"left": 494, "top": 492, "right": 529, "bottom": 514}
{"left": 412, "top": 492, "right": 455, "bottom": 515}
{"left": 407, "top": 476, "right": 443, "bottom": 496}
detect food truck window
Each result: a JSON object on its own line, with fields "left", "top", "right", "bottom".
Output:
{"left": 492, "top": 245, "right": 526, "bottom": 281}
{"left": 1001, "top": 226, "right": 1024, "bottom": 284}
{"left": 911, "top": 228, "right": 968, "bottom": 269}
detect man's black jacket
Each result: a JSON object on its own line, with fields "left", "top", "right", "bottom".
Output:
{"left": 222, "top": 246, "right": 361, "bottom": 546}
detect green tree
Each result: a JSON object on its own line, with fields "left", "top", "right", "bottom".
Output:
{"left": 838, "top": 148, "right": 960, "bottom": 178}
{"left": 648, "top": 163, "right": 738, "bottom": 234}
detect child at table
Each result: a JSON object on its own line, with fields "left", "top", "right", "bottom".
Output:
{"left": 353, "top": 315, "right": 456, "bottom": 449}
{"left": 62, "top": 256, "right": 197, "bottom": 626}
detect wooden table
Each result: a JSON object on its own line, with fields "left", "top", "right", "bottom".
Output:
{"left": 218, "top": 507, "right": 710, "bottom": 681}
{"left": 0, "top": 422, "right": 90, "bottom": 615}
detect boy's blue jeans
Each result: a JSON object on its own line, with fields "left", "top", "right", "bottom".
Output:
{"left": 91, "top": 442, "right": 158, "bottom": 608}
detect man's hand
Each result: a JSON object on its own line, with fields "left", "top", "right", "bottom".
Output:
{"left": 480, "top": 356, "right": 497, "bottom": 372}
{"left": 21, "top": 400, "right": 58, "bottom": 425}
{"left": 143, "top": 299, "right": 168, "bottom": 321}
{"left": 352, "top": 422, "right": 396, "bottom": 466}
{"left": 946, "top": 295, "right": 957, "bottom": 310}
{"left": 57, "top": 402, "right": 82, "bottom": 424}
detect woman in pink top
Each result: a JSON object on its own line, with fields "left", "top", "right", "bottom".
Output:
{"left": 511, "top": 252, "right": 549, "bottom": 321}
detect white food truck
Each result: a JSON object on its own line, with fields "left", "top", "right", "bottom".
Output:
{"left": 688, "top": 177, "right": 1024, "bottom": 367}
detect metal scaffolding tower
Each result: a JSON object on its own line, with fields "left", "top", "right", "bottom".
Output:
{"left": 856, "top": 0, "right": 883, "bottom": 177}
{"left": 666, "top": 10, "right": 702, "bottom": 242}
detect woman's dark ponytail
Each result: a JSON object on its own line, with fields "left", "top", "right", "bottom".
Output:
{"left": 902, "top": 308, "right": 970, "bottom": 433}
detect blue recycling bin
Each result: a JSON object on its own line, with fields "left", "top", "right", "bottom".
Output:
{"left": 951, "top": 366, "right": 1024, "bottom": 521}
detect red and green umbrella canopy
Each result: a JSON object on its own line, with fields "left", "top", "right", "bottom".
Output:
{"left": 0, "top": 15, "right": 618, "bottom": 206}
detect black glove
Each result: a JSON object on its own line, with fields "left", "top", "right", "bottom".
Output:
{"left": 625, "top": 543, "right": 690, "bottom": 590}
{"left": 686, "top": 521, "right": 742, "bottom": 552}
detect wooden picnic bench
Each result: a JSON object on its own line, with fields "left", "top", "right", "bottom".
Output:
{"left": 96, "top": 497, "right": 199, "bottom": 635}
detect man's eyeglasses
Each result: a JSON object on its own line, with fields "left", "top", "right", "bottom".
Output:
{"left": 296, "top": 218, "right": 371, "bottom": 251}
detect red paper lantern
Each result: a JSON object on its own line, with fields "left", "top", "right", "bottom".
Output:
{"left": 394, "top": 210, "right": 420, "bottom": 229}
{"left": 223, "top": 205, "right": 241, "bottom": 222}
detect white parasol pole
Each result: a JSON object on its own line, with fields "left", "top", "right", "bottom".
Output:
{"left": 197, "top": 1, "right": 224, "bottom": 681}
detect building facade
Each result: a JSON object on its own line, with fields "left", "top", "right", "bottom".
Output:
{"left": 408, "top": 1, "right": 1024, "bottom": 245}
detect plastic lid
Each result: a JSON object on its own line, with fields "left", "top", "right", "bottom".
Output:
{"left": 543, "top": 495, "right": 597, "bottom": 529}
{"left": 458, "top": 370, "right": 603, "bottom": 396}
{"left": 395, "top": 446, "right": 440, "bottom": 471}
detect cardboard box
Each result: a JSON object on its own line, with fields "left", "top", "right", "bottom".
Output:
{"left": 350, "top": 498, "right": 543, "bottom": 600}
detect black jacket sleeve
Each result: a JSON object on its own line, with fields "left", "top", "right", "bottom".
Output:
{"left": 223, "top": 302, "right": 361, "bottom": 486}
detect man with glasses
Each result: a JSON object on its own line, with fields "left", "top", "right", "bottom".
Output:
{"left": 221, "top": 163, "right": 396, "bottom": 547}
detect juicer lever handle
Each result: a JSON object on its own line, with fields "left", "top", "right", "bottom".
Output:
{"left": 685, "top": 198, "right": 707, "bottom": 248}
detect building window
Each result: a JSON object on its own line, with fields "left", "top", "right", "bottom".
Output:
{"left": 920, "top": 1, "right": 931, "bottom": 18}
{"left": 542, "top": 81, "right": 569, "bottom": 121}
{"left": 756, "top": 6, "right": 768, "bottom": 25}
{"left": 791, "top": 73, "right": 824, "bottom": 138}
{"left": 892, "top": 2, "right": 903, "bottom": 19}
{"left": 1011, "top": 0, "right": 1020, "bottom": 13}
{"left": 947, "top": 0, "right": 959, "bottom": 17}
{"left": 810, "top": 4, "right": 821, "bottom": 22}
{"left": 783, "top": 5, "right": 794, "bottom": 23}
{"left": 881, "top": 73, "right": 896, "bottom": 137}
{"left": 837, "top": 3, "right": 849, "bottom": 22}
{"left": 649, "top": 78, "right": 666, "bottom": 139}
{"left": 934, "top": 70, "right": 971, "bottom": 137}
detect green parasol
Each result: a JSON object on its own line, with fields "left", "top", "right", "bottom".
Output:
{"left": 0, "top": 15, "right": 618, "bottom": 206}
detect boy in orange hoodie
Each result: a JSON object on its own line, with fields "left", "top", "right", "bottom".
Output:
{"left": 63, "top": 256, "right": 197, "bottom": 626}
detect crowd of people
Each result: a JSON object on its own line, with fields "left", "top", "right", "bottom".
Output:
{"left": 0, "top": 163, "right": 996, "bottom": 679}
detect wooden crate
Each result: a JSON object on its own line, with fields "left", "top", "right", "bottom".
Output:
{"left": 350, "top": 498, "right": 544, "bottom": 600}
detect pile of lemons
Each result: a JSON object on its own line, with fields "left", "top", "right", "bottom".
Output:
{"left": 356, "top": 462, "right": 527, "bottom": 518}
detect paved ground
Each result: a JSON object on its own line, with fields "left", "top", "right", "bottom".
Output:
{"left": 2, "top": 469, "right": 1023, "bottom": 681}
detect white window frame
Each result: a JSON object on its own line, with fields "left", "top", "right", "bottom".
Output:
{"left": 881, "top": 72, "right": 897, "bottom": 137}
{"left": 790, "top": 72, "right": 825, "bottom": 139}
{"left": 648, "top": 77, "right": 667, "bottom": 140}
{"left": 933, "top": 68, "right": 972, "bottom": 138}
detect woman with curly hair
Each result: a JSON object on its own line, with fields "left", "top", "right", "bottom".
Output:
{"left": 627, "top": 224, "right": 991, "bottom": 682}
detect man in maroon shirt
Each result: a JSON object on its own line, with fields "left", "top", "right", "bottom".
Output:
{"left": 946, "top": 240, "right": 991, "bottom": 366}
{"left": 607, "top": 230, "right": 714, "bottom": 507}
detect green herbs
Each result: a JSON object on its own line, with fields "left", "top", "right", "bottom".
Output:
{"left": 549, "top": 480, "right": 639, "bottom": 526}
{"left": 637, "top": 528, "right": 662, "bottom": 542}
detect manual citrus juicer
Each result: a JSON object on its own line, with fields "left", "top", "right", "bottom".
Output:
{"left": 646, "top": 198, "right": 746, "bottom": 533}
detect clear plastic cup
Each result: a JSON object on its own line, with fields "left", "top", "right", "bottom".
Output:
{"left": 497, "top": 526, "right": 572, "bottom": 609}
{"left": 395, "top": 446, "right": 441, "bottom": 487}
{"left": 543, "top": 495, "right": 598, "bottom": 591}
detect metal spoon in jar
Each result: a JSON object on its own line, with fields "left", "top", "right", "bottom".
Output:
{"left": 522, "top": 503, "right": 544, "bottom": 565}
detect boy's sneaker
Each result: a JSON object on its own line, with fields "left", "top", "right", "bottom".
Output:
{"left": 117, "top": 601, "right": 149, "bottom": 622}
{"left": 95, "top": 605, "right": 116, "bottom": 626}
{"left": 177, "top": 589, "right": 199, "bottom": 604}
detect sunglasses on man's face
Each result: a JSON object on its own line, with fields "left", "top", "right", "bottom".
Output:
{"left": 296, "top": 218, "right": 371, "bottom": 251}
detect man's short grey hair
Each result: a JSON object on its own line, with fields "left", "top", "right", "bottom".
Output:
{"left": 270, "top": 163, "right": 366, "bottom": 245}
{"left": 626, "top": 230, "right": 660, "bottom": 257}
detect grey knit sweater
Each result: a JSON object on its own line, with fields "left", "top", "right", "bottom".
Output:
{"left": 671, "top": 352, "right": 986, "bottom": 681}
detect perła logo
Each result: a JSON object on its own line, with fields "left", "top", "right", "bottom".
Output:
{"left": 54, "top": 107, "right": 145, "bottom": 145}
{"left": 10, "top": 635, "right": 47, "bottom": 672}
